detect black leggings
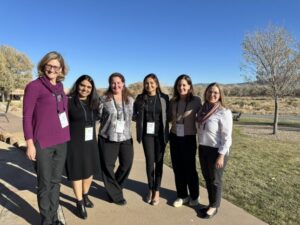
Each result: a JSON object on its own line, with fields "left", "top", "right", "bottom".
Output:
{"left": 142, "top": 135, "right": 166, "bottom": 191}
{"left": 199, "top": 145, "right": 228, "bottom": 208}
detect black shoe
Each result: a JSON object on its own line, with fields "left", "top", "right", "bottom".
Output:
{"left": 198, "top": 206, "right": 209, "bottom": 215}
{"left": 115, "top": 199, "right": 127, "bottom": 206}
{"left": 76, "top": 200, "right": 87, "bottom": 219}
{"left": 203, "top": 208, "right": 218, "bottom": 219}
{"left": 83, "top": 194, "right": 94, "bottom": 208}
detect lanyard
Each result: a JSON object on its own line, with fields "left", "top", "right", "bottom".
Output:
{"left": 54, "top": 94, "right": 66, "bottom": 114}
{"left": 39, "top": 78, "right": 66, "bottom": 114}
{"left": 112, "top": 96, "right": 126, "bottom": 120}
{"left": 78, "top": 100, "right": 94, "bottom": 123}
{"left": 176, "top": 100, "right": 188, "bottom": 124}
{"left": 146, "top": 95, "right": 157, "bottom": 122}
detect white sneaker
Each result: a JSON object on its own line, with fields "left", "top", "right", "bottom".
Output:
{"left": 173, "top": 197, "right": 190, "bottom": 208}
{"left": 189, "top": 197, "right": 200, "bottom": 206}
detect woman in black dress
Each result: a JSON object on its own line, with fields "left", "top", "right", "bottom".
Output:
{"left": 66, "top": 75, "right": 100, "bottom": 219}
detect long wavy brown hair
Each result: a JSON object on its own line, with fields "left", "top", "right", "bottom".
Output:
{"left": 104, "top": 72, "right": 133, "bottom": 104}
{"left": 172, "top": 74, "right": 195, "bottom": 102}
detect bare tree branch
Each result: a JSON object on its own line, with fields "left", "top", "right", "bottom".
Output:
{"left": 241, "top": 24, "right": 300, "bottom": 134}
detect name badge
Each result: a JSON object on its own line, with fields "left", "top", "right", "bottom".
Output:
{"left": 85, "top": 127, "right": 93, "bottom": 141}
{"left": 58, "top": 112, "right": 69, "bottom": 128}
{"left": 146, "top": 122, "right": 155, "bottom": 134}
{"left": 176, "top": 124, "right": 184, "bottom": 137}
{"left": 57, "top": 94, "right": 62, "bottom": 102}
{"left": 116, "top": 120, "right": 125, "bottom": 133}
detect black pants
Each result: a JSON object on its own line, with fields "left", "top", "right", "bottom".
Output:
{"left": 169, "top": 133, "right": 199, "bottom": 200}
{"left": 199, "top": 145, "right": 228, "bottom": 208}
{"left": 35, "top": 142, "right": 67, "bottom": 225}
{"left": 142, "top": 135, "right": 165, "bottom": 191}
{"left": 98, "top": 137, "right": 134, "bottom": 202}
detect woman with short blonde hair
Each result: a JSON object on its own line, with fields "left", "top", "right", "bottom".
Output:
{"left": 23, "top": 51, "right": 70, "bottom": 225}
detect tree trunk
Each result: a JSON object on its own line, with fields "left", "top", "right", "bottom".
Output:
{"left": 1, "top": 91, "right": 4, "bottom": 102}
{"left": 273, "top": 96, "right": 279, "bottom": 134}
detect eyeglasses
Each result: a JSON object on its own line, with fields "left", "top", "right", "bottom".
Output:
{"left": 45, "top": 64, "right": 61, "bottom": 72}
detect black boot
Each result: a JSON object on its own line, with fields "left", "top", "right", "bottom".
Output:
{"left": 76, "top": 200, "right": 87, "bottom": 219}
{"left": 83, "top": 193, "right": 94, "bottom": 208}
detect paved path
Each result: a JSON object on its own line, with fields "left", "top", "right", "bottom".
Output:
{"left": 0, "top": 111, "right": 267, "bottom": 225}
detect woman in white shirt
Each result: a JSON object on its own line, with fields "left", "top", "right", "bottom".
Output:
{"left": 198, "top": 83, "right": 232, "bottom": 219}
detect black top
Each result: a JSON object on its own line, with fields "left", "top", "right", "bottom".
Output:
{"left": 143, "top": 95, "right": 163, "bottom": 136}
{"left": 66, "top": 97, "right": 100, "bottom": 181}
{"left": 133, "top": 92, "right": 169, "bottom": 143}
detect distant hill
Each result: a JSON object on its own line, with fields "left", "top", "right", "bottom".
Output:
{"left": 96, "top": 82, "right": 300, "bottom": 97}
{"left": 194, "top": 82, "right": 251, "bottom": 87}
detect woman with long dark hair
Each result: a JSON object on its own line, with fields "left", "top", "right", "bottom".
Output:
{"left": 66, "top": 75, "right": 100, "bottom": 219}
{"left": 168, "top": 74, "right": 202, "bottom": 208}
{"left": 133, "top": 73, "right": 169, "bottom": 205}
{"left": 198, "top": 83, "right": 232, "bottom": 219}
{"left": 98, "top": 72, "right": 134, "bottom": 206}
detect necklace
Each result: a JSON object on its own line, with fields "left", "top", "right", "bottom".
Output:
{"left": 148, "top": 95, "right": 156, "bottom": 104}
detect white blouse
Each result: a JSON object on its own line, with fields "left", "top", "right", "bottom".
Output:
{"left": 198, "top": 108, "right": 233, "bottom": 155}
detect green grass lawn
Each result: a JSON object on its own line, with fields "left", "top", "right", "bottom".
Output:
{"left": 164, "top": 126, "right": 300, "bottom": 225}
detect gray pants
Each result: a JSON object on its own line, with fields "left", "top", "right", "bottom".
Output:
{"left": 35, "top": 142, "right": 67, "bottom": 225}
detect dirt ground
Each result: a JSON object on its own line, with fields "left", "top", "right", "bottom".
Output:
{"left": 242, "top": 126, "right": 300, "bottom": 143}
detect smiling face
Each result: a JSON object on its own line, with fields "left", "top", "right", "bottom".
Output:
{"left": 110, "top": 76, "right": 124, "bottom": 95}
{"left": 78, "top": 79, "right": 93, "bottom": 100}
{"left": 206, "top": 85, "right": 220, "bottom": 104}
{"left": 44, "top": 59, "right": 62, "bottom": 84}
{"left": 144, "top": 77, "right": 158, "bottom": 96}
{"left": 177, "top": 78, "right": 191, "bottom": 98}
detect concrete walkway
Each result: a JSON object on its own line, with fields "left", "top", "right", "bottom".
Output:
{"left": 0, "top": 111, "right": 267, "bottom": 225}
